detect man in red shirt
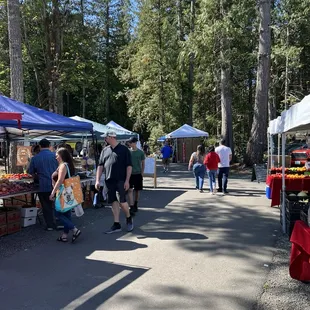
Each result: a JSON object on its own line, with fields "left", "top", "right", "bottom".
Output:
{"left": 204, "top": 146, "right": 220, "bottom": 194}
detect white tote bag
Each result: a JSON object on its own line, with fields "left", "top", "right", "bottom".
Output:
{"left": 74, "top": 204, "right": 84, "bottom": 217}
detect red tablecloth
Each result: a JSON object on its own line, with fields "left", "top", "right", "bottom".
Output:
{"left": 266, "top": 176, "right": 310, "bottom": 207}
{"left": 290, "top": 220, "right": 310, "bottom": 281}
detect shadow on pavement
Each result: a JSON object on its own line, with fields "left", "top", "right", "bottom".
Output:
{"left": 0, "top": 189, "right": 187, "bottom": 310}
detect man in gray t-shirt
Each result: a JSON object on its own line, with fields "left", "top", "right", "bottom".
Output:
{"left": 96, "top": 131, "right": 134, "bottom": 234}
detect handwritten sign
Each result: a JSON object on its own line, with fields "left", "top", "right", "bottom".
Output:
{"left": 144, "top": 157, "right": 155, "bottom": 174}
{"left": 252, "top": 164, "right": 267, "bottom": 183}
{"left": 144, "top": 157, "right": 157, "bottom": 188}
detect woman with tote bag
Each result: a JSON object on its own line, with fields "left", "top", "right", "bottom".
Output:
{"left": 50, "top": 148, "right": 82, "bottom": 243}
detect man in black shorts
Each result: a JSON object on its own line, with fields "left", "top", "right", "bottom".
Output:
{"left": 127, "top": 137, "right": 145, "bottom": 215}
{"left": 95, "top": 131, "right": 134, "bottom": 233}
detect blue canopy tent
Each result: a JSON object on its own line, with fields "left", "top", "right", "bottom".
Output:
{"left": 0, "top": 95, "right": 93, "bottom": 139}
{"left": 157, "top": 135, "right": 166, "bottom": 142}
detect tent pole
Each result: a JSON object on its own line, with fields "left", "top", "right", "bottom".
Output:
{"left": 281, "top": 133, "right": 286, "bottom": 234}
{"left": 91, "top": 131, "right": 98, "bottom": 167}
{"left": 267, "top": 133, "right": 270, "bottom": 174}
{"left": 277, "top": 134, "right": 281, "bottom": 167}
{"left": 270, "top": 134, "right": 274, "bottom": 169}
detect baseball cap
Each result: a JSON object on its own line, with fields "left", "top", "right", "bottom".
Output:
{"left": 127, "top": 136, "right": 138, "bottom": 143}
{"left": 101, "top": 131, "right": 117, "bottom": 138}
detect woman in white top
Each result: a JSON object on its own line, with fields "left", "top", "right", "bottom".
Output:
{"left": 188, "top": 145, "right": 206, "bottom": 192}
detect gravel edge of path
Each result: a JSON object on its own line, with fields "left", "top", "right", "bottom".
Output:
{"left": 255, "top": 233, "right": 310, "bottom": 310}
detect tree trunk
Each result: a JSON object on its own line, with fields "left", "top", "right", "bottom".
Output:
{"left": 7, "top": 0, "right": 24, "bottom": 175}
{"left": 176, "top": 0, "right": 184, "bottom": 41}
{"left": 284, "top": 26, "right": 289, "bottom": 110}
{"left": 219, "top": 0, "right": 234, "bottom": 154}
{"left": 105, "top": 2, "right": 110, "bottom": 122}
{"left": 44, "top": 0, "right": 62, "bottom": 113}
{"left": 176, "top": 0, "right": 186, "bottom": 119}
{"left": 188, "top": 0, "right": 195, "bottom": 126}
{"left": 158, "top": 0, "right": 165, "bottom": 125}
{"left": 21, "top": 12, "right": 43, "bottom": 107}
{"left": 220, "top": 63, "right": 233, "bottom": 153}
{"left": 246, "top": 0, "right": 271, "bottom": 165}
{"left": 7, "top": 0, "right": 24, "bottom": 102}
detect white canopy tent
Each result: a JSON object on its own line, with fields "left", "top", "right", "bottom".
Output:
{"left": 70, "top": 116, "right": 135, "bottom": 140}
{"left": 163, "top": 124, "right": 209, "bottom": 163}
{"left": 268, "top": 94, "right": 310, "bottom": 233}
{"left": 106, "top": 120, "right": 136, "bottom": 136}
{"left": 283, "top": 95, "right": 310, "bottom": 133}
{"left": 166, "top": 124, "right": 209, "bottom": 139}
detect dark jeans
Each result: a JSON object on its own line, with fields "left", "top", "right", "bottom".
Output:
{"left": 38, "top": 192, "right": 54, "bottom": 228}
{"left": 218, "top": 167, "right": 230, "bottom": 191}
{"left": 55, "top": 210, "right": 75, "bottom": 234}
{"left": 193, "top": 163, "right": 206, "bottom": 190}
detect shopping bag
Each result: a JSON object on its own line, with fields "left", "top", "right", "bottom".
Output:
{"left": 55, "top": 163, "right": 84, "bottom": 213}
{"left": 74, "top": 204, "right": 84, "bottom": 217}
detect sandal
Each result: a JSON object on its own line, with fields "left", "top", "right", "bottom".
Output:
{"left": 72, "top": 229, "right": 81, "bottom": 243}
{"left": 57, "top": 236, "right": 68, "bottom": 242}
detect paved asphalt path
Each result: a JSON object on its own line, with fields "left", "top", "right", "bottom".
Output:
{"left": 0, "top": 164, "right": 279, "bottom": 310}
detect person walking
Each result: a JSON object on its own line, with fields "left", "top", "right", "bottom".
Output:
{"left": 95, "top": 131, "right": 134, "bottom": 234}
{"left": 188, "top": 145, "right": 206, "bottom": 193}
{"left": 127, "top": 137, "right": 145, "bottom": 215}
{"left": 28, "top": 139, "right": 58, "bottom": 230}
{"left": 49, "top": 148, "right": 81, "bottom": 243}
{"left": 161, "top": 140, "right": 173, "bottom": 172}
{"left": 215, "top": 139, "right": 232, "bottom": 194}
{"left": 204, "top": 146, "right": 221, "bottom": 194}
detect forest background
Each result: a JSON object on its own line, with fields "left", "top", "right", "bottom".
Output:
{"left": 1, "top": 0, "right": 310, "bottom": 164}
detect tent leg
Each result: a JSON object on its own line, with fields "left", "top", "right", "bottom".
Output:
{"left": 278, "top": 135, "right": 281, "bottom": 167}
{"left": 91, "top": 132, "right": 99, "bottom": 167}
{"left": 270, "top": 135, "right": 274, "bottom": 168}
{"left": 281, "top": 133, "right": 286, "bottom": 234}
{"left": 267, "top": 133, "right": 270, "bottom": 173}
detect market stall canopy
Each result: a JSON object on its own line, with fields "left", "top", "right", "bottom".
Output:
{"left": 106, "top": 120, "right": 137, "bottom": 136}
{"left": 166, "top": 124, "right": 209, "bottom": 139}
{"left": 268, "top": 94, "right": 310, "bottom": 135}
{"left": 284, "top": 95, "right": 310, "bottom": 133}
{"left": 157, "top": 135, "right": 166, "bottom": 142}
{"left": 0, "top": 112, "right": 23, "bottom": 129}
{"left": 0, "top": 95, "right": 93, "bottom": 139}
{"left": 71, "top": 116, "right": 135, "bottom": 140}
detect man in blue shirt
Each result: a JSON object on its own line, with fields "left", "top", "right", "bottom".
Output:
{"left": 28, "top": 139, "right": 58, "bottom": 230}
{"left": 161, "top": 141, "right": 173, "bottom": 172}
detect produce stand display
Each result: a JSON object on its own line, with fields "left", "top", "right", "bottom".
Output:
{"left": 266, "top": 166, "right": 310, "bottom": 207}
{"left": 280, "top": 191, "right": 310, "bottom": 237}
{"left": 0, "top": 173, "right": 39, "bottom": 236}
{"left": 268, "top": 94, "right": 310, "bottom": 281}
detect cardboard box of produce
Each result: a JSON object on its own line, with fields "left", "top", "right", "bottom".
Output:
{"left": 0, "top": 224, "right": 7, "bottom": 237}
{"left": 6, "top": 209, "right": 21, "bottom": 224}
{"left": 7, "top": 222, "right": 21, "bottom": 234}
{"left": 3, "top": 194, "right": 34, "bottom": 207}
{"left": 0, "top": 211, "right": 6, "bottom": 226}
